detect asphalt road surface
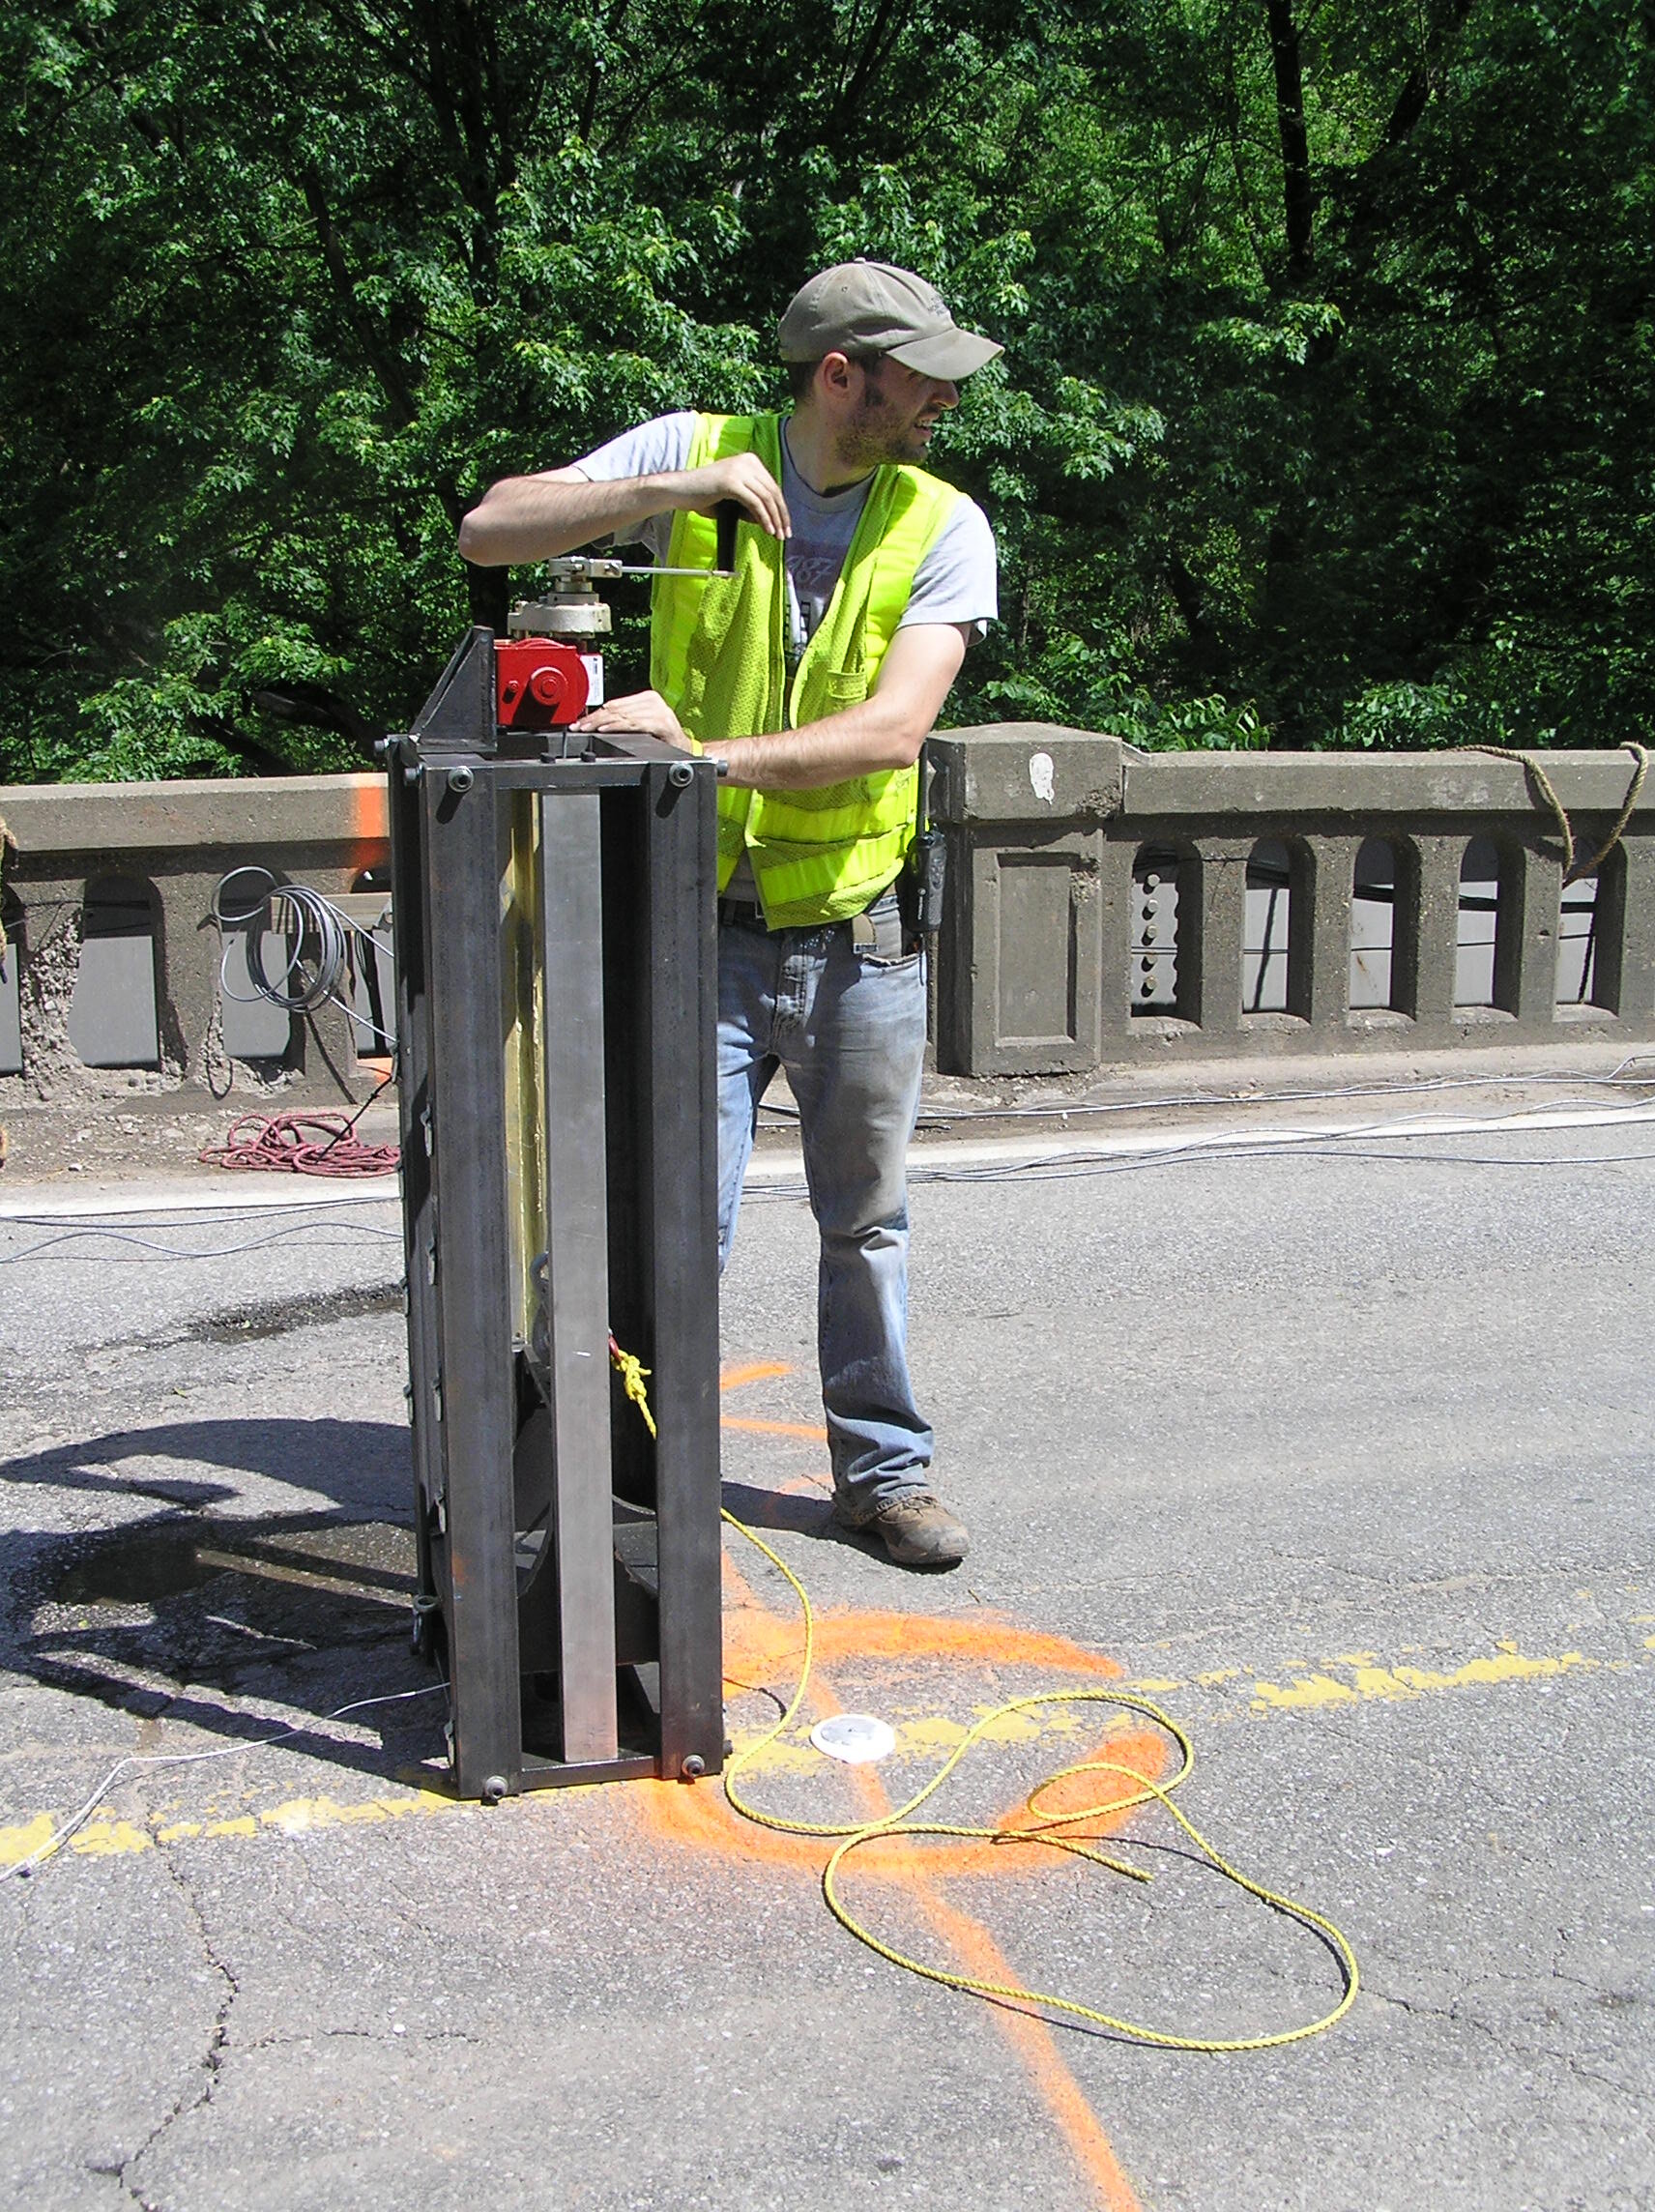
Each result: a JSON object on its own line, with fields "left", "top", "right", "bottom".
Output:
{"left": 2, "top": 1101, "right": 1651, "bottom": 2212}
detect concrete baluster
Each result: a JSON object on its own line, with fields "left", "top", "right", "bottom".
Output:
{"left": 1399, "top": 834, "right": 1464, "bottom": 1033}
{"left": 1289, "top": 833, "right": 1359, "bottom": 1033}
{"left": 1183, "top": 836, "right": 1251, "bottom": 1042}
{"left": 1496, "top": 834, "right": 1564, "bottom": 1033}
{"left": 1097, "top": 835, "right": 1140, "bottom": 1047}
{"left": 1593, "top": 836, "right": 1655, "bottom": 1020}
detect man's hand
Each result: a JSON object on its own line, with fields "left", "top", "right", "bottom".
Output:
{"left": 571, "top": 690, "right": 690, "bottom": 747}
{"left": 674, "top": 453, "right": 791, "bottom": 541}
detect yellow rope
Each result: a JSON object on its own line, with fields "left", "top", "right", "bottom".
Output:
{"left": 719, "top": 1508, "right": 1359, "bottom": 2053}
{"left": 607, "top": 1334, "right": 657, "bottom": 1440}
{"left": 608, "top": 1343, "right": 1358, "bottom": 2050}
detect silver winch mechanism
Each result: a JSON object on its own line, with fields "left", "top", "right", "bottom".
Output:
{"left": 506, "top": 504, "right": 741, "bottom": 649}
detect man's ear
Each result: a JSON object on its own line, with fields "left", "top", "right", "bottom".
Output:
{"left": 817, "top": 350, "right": 857, "bottom": 401}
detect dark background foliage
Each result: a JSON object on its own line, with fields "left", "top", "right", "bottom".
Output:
{"left": 2, "top": 0, "right": 1652, "bottom": 779}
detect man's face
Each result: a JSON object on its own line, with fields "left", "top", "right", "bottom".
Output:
{"left": 840, "top": 358, "right": 960, "bottom": 468}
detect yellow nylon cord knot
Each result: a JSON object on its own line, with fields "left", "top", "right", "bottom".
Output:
{"left": 607, "top": 1334, "right": 657, "bottom": 1440}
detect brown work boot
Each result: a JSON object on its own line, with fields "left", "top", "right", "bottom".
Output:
{"left": 833, "top": 1488, "right": 970, "bottom": 1569}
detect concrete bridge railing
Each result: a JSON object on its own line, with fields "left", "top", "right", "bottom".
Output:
{"left": 2, "top": 732, "right": 1651, "bottom": 1097}
{"left": 0, "top": 774, "right": 391, "bottom": 1098}
{"left": 927, "top": 728, "right": 1655, "bottom": 1075}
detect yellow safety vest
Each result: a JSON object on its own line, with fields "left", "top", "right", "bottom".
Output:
{"left": 650, "top": 411, "right": 962, "bottom": 929}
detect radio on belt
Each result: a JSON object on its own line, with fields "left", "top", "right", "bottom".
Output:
{"left": 497, "top": 502, "right": 740, "bottom": 731}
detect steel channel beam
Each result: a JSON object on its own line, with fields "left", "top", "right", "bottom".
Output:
{"left": 637, "top": 762, "right": 724, "bottom": 1780}
{"left": 423, "top": 768, "right": 522, "bottom": 1796}
{"left": 537, "top": 792, "right": 621, "bottom": 1764}
{"left": 388, "top": 768, "right": 443, "bottom": 1629}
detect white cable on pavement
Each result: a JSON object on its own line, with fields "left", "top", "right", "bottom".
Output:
{"left": 742, "top": 1099, "right": 1655, "bottom": 1193}
{"left": 0, "top": 1182, "right": 401, "bottom": 1223}
{"left": 1, "top": 1680, "right": 448, "bottom": 1883}
{"left": 0, "top": 1221, "right": 406, "bottom": 1265}
{"left": 6, "top": 1098, "right": 1655, "bottom": 1252}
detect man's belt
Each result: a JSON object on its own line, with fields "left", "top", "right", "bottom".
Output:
{"left": 715, "top": 891, "right": 901, "bottom": 952}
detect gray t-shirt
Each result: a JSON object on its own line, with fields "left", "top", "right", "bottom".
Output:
{"left": 571, "top": 410, "right": 997, "bottom": 660}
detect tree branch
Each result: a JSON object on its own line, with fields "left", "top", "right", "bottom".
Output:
{"left": 301, "top": 169, "right": 421, "bottom": 431}
{"left": 1381, "top": 0, "right": 1474, "bottom": 148}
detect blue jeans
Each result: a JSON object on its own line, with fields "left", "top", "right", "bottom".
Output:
{"left": 716, "top": 888, "right": 932, "bottom": 1514}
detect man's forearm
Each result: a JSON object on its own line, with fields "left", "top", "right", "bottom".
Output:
{"left": 712, "top": 623, "right": 969, "bottom": 787}
{"left": 457, "top": 471, "right": 676, "bottom": 567}
{"left": 460, "top": 449, "right": 794, "bottom": 567}
{"left": 715, "top": 697, "right": 926, "bottom": 789}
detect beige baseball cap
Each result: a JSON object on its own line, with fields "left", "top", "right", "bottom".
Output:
{"left": 778, "top": 260, "right": 1002, "bottom": 381}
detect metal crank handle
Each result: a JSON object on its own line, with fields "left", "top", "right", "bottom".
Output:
{"left": 632, "top": 499, "right": 740, "bottom": 579}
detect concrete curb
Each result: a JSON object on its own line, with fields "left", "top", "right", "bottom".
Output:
{"left": 5, "top": 1099, "right": 1653, "bottom": 1218}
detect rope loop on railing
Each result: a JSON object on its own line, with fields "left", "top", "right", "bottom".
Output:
{"left": 1470, "top": 741, "right": 1649, "bottom": 886}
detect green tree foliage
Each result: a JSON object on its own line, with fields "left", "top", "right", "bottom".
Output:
{"left": 2, "top": 0, "right": 1653, "bottom": 779}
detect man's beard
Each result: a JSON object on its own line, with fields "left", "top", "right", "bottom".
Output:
{"left": 834, "top": 373, "right": 927, "bottom": 474}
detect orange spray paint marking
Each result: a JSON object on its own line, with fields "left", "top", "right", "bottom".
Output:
{"left": 644, "top": 1358, "right": 1153, "bottom": 2210}
{"left": 721, "top": 1415, "right": 830, "bottom": 1442}
{"left": 348, "top": 772, "right": 390, "bottom": 860}
{"left": 720, "top": 1360, "right": 795, "bottom": 1392}
{"left": 776, "top": 1470, "right": 830, "bottom": 1497}
{"left": 722, "top": 1602, "right": 1129, "bottom": 1685}
{"left": 915, "top": 1887, "right": 1147, "bottom": 2212}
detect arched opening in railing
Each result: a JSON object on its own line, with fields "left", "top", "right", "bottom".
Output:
{"left": 1557, "top": 869, "right": 1598, "bottom": 1005}
{"left": 1455, "top": 836, "right": 1502, "bottom": 1008}
{"left": 1243, "top": 838, "right": 1292, "bottom": 1012}
{"left": 1353, "top": 831, "right": 1415, "bottom": 1012}
{"left": 1130, "top": 844, "right": 1184, "bottom": 1015}
{"left": 1350, "top": 837, "right": 1396, "bottom": 1009}
{"left": 67, "top": 874, "right": 161, "bottom": 1068}
{"left": 1556, "top": 845, "right": 1629, "bottom": 1011}
{"left": 214, "top": 867, "right": 293, "bottom": 1062}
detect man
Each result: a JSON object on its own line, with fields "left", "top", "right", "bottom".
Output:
{"left": 458, "top": 260, "right": 1000, "bottom": 1567}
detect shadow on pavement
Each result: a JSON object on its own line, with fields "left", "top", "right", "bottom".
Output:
{"left": 719, "top": 1476, "right": 835, "bottom": 1537}
{"left": 4, "top": 1417, "right": 444, "bottom": 1790}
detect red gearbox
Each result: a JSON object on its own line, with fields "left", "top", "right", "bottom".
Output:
{"left": 494, "top": 638, "right": 594, "bottom": 730}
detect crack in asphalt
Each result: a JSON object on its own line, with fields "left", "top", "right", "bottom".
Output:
{"left": 240, "top": 2024, "right": 484, "bottom": 2051}
{"left": 1368, "top": 1983, "right": 1653, "bottom": 2119}
{"left": 117, "top": 1852, "right": 240, "bottom": 2210}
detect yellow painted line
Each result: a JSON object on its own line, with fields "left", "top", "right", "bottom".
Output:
{"left": 1254, "top": 1648, "right": 1595, "bottom": 1711}
{"left": 1122, "top": 1638, "right": 1623, "bottom": 1714}
{"left": 6, "top": 1637, "right": 1640, "bottom": 1871}
{"left": 2, "top": 1815, "right": 60, "bottom": 1864}
{"left": 728, "top": 1698, "right": 1140, "bottom": 1777}
{"left": 1, "top": 1785, "right": 465, "bottom": 1869}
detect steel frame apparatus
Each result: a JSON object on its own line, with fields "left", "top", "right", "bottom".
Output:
{"left": 388, "top": 627, "right": 724, "bottom": 1800}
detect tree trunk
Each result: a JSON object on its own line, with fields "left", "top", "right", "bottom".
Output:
{"left": 1263, "top": 0, "right": 1316, "bottom": 281}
